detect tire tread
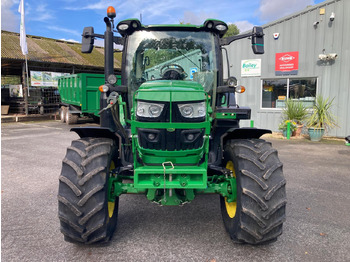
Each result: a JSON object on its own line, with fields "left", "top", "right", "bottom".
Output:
{"left": 221, "top": 139, "right": 286, "bottom": 245}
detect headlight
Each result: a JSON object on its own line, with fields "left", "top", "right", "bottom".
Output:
{"left": 107, "top": 74, "right": 117, "bottom": 85}
{"left": 178, "top": 102, "right": 206, "bottom": 118}
{"left": 137, "top": 101, "right": 164, "bottom": 118}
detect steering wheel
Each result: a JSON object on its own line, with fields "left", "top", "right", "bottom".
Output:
{"left": 160, "top": 64, "right": 188, "bottom": 80}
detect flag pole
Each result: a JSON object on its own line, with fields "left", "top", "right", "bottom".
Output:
{"left": 19, "top": 0, "right": 29, "bottom": 115}
{"left": 25, "top": 54, "right": 30, "bottom": 115}
{"left": 25, "top": 54, "right": 29, "bottom": 93}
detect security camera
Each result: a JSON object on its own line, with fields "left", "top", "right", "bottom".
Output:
{"left": 313, "top": 21, "right": 319, "bottom": 26}
{"left": 318, "top": 54, "right": 327, "bottom": 61}
{"left": 330, "top": 12, "right": 335, "bottom": 21}
{"left": 328, "top": 53, "right": 337, "bottom": 59}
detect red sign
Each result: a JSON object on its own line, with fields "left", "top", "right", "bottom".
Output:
{"left": 275, "top": 52, "right": 299, "bottom": 75}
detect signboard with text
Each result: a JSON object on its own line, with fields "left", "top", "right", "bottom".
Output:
{"left": 275, "top": 52, "right": 299, "bottom": 75}
{"left": 241, "top": 59, "right": 261, "bottom": 77}
{"left": 30, "top": 71, "right": 69, "bottom": 87}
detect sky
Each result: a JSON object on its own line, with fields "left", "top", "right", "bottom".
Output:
{"left": 2, "top": 0, "right": 326, "bottom": 44}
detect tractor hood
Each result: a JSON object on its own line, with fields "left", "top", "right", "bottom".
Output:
{"left": 136, "top": 80, "right": 206, "bottom": 102}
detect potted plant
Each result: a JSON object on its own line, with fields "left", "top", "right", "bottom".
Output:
{"left": 282, "top": 99, "right": 308, "bottom": 136}
{"left": 279, "top": 120, "right": 297, "bottom": 137}
{"left": 306, "top": 95, "right": 338, "bottom": 141}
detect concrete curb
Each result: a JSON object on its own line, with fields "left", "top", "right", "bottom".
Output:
{"left": 1, "top": 114, "right": 59, "bottom": 123}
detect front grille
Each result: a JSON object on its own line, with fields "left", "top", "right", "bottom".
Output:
{"left": 137, "top": 128, "right": 205, "bottom": 151}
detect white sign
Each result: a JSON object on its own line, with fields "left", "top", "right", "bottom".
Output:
{"left": 241, "top": 59, "right": 261, "bottom": 77}
{"left": 9, "top": 85, "right": 23, "bottom": 97}
{"left": 30, "top": 71, "right": 69, "bottom": 87}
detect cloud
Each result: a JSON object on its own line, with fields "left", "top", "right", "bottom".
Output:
{"left": 47, "top": 25, "right": 81, "bottom": 38}
{"left": 60, "top": 38, "right": 79, "bottom": 43}
{"left": 259, "top": 0, "right": 315, "bottom": 22}
{"left": 181, "top": 11, "right": 217, "bottom": 25}
{"left": 1, "top": 0, "right": 20, "bottom": 32}
{"left": 65, "top": 0, "right": 118, "bottom": 10}
{"left": 27, "top": 3, "right": 51, "bottom": 22}
{"left": 65, "top": 0, "right": 187, "bottom": 24}
{"left": 233, "top": 20, "right": 254, "bottom": 33}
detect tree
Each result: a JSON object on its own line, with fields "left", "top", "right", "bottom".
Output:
{"left": 223, "top": 24, "right": 240, "bottom": 38}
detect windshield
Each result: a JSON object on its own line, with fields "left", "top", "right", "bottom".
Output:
{"left": 125, "top": 30, "right": 218, "bottom": 105}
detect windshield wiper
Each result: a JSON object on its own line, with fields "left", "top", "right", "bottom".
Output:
{"left": 176, "top": 49, "right": 200, "bottom": 68}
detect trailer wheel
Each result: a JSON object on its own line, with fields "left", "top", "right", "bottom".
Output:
{"left": 65, "top": 109, "right": 78, "bottom": 125}
{"left": 220, "top": 139, "right": 286, "bottom": 244}
{"left": 60, "top": 106, "right": 67, "bottom": 123}
{"left": 58, "top": 137, "right": 119, "bottom": 244}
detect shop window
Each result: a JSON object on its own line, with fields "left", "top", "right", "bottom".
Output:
{"left": 262, "top": 78, "right": 317, "bottom": 109}
{"left": 262, "top": 79, "right": 287, "bottom": 108}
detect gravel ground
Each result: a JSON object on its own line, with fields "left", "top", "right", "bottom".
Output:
{"left": 1, "top": 121, "right": 350, "bottom": 262}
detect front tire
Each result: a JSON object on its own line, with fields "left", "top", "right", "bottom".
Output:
{"left": 58, "top": 137, "right": 119, "bottom": 244}
{"left": 220, "top": 139, "right": 286, "bottom": 244}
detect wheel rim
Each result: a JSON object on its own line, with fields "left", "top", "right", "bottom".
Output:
{"left": 60, "top": 108, "right": 65, "bottom": 121}
{"left": 65, "top": 109, "right": 69, "bottom": 123}
{"left": 108, "top": 160, "right": 116, "bottom": 218}
{"left": 225, "top": 161, "right": 237, "bottom": 218}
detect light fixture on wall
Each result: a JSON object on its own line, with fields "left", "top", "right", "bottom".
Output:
{"left": 318, "top": 53, "right": 337, "bottom": 61}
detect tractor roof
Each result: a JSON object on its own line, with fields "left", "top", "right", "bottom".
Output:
{"left": 116, "top": 19, "right": 228, "bottom": 37}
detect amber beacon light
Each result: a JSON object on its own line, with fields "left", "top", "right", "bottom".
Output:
{"left": 107, "top": 6, "right": 116, "bottom": 19}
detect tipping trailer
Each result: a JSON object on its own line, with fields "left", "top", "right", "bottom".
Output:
{"left": 58, "top": 6, "right": 286, "bottom": 245}
{"left": 58, "top": 73, "right": 121, "bottom": 124}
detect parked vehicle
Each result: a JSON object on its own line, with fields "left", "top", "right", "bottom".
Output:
{"left": 58, "top": 6, "right": 286, "bottom": 245}
{"left": 58, "top": 73, "right": 121, "bottom": 124}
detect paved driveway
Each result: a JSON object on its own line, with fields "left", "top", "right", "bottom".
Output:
{"left": 2, "top": 121, "right": 350, "bottom": 261}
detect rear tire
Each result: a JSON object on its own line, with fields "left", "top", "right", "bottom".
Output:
{"left": 65, "top": 109, "right": 78, "bottom": 125}
{"left": 58, "top": 137, "right": 119, "bottom": 244}
{"left": 220, "top": 139, "right": 286, "bottom": 244}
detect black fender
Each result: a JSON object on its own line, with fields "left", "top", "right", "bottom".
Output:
{"left": 221, "top": 127, "right": 271, "bottom": 147}
{"left": 71, "top": 127, "right": 121, "bottom": 147}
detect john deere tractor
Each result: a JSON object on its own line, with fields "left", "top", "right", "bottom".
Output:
{"left": 58, "top": 6, "right": 286, "bottom": 245}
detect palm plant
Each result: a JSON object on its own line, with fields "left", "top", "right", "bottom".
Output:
{"left": 282, "top": 99, "right": 308, "bottom": 124}
{"left": 307, "top": 95, "right": 338, "bottom": 131}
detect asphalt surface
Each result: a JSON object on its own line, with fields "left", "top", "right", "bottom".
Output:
{"left": 1, "top": 120, "right": 350, "bottom": 262}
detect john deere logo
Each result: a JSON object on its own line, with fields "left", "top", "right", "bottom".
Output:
{"left": 279, "top": 54, "right": 295, "bottom": 63}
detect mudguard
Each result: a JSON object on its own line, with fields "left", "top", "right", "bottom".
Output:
{"left": 221, "top": 127, "right": 271, "bottom": 146}
{"left": 71, "top": 127, "right": 121, "bottom": 142}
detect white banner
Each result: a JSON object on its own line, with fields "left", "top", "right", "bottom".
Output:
{"left": 18, "top": 0, "right": 28, "bottom": 55}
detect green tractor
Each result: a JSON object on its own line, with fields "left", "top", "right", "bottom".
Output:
{"left": 58, "top": 6, "right": 286, "bottom": 245}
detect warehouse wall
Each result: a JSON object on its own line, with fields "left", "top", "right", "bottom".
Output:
{"left": 226, "top": 0, "right": 350, "bottom": 137}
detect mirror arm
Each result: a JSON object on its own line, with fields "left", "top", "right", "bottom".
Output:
{"left": 82, "top": 33, "right": 124, "bottom": 46}
{"left": 113, "top": 36, "right": 124, "bottom": 45}
{"left": 82, "top": 33, "right": 104, "bottom": 39}
{"left": 220, "top": 31, "right": 264, "bottom": 46}
{"left": 220, "top": 32, "right": 253, "bottom": 46}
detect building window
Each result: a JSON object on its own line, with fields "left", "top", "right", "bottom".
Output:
{"left": 262, "top": 78, "right": 317, "bottom": 109}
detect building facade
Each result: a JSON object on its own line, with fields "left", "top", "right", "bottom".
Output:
{"left": 226, "top": 0, "right": 349, "bottom": 138}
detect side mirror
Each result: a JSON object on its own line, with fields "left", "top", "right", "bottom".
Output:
{"left": 81, "top": 27, "right": 95, "bottom": 53}
{"left": 251, "top": 26, "right": 264, "bottom": 54}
